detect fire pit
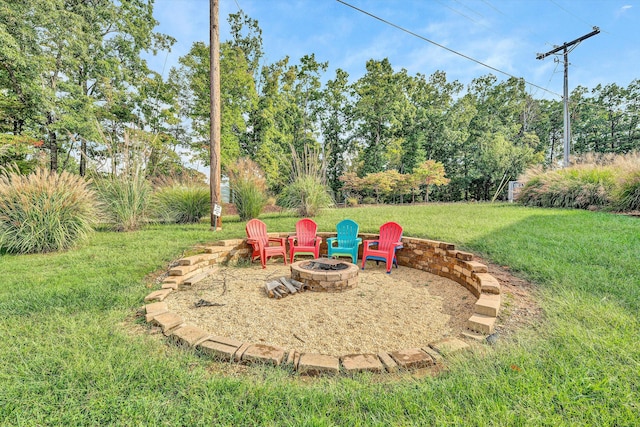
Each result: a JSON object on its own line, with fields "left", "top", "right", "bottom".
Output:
{"left": 290, "top": 258, "right": 359, "bottom": 292}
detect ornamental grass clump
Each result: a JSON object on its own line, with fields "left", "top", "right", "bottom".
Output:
{"left": 228, "top": 158, "right": 267, "bottom": 221}
{"left": 0, "top": 167, "right": 98, "bottom": 254}
{"left": 517, "top": 165, "right": 615, "bottom": 209}
{"left": 151, "top": 176, "right": 210, "bottom": 224}
{"left": 614, "top": 170, "right": 640, "bottom": 212}
{"left": 277, "top": 145, "right": 333, "bottom": 217}
{"left": 93, "top": 171, "right": 153, "bottom": 231}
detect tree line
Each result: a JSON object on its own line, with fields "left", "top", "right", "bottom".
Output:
{"left": 2, "top": 2, "right": 639, "bottom": 202}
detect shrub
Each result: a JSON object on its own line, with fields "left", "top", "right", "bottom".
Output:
{"left": 228, "top": 158, "right": 267, "bottom": 221}
{"left": 0, "top": 167, "right": 98, "bottom": 254}
{"left": 346, "top": 197, "right": 359, "bottom": 207}
{"left": 362, "top": 197, "right": 376, "bottom": 205}
{"left": 93, "top": 172, "right": 153, "bottom": 231}
{"left": 151, "top": 177, "right": 210, "bottom": 224}
{"left": 278, "top": 175, "right": 333, "bottom": 217}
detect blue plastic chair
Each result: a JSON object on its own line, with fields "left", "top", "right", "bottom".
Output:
{"left": 326, "top": 219, "right": 362, "bottom": 264}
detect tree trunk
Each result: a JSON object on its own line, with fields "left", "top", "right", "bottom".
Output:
{"left": 80, "top": 138, "right": 86, "bottom": 176}
{"left": 48, "top": 132, "right": 58, "bottom": 173}
{"left": 47, "top": 113, "right": 58, "bottom": 172}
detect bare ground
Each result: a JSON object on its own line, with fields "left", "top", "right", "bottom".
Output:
{"left": 164, "top": 260, "right": 478, "bottom": 355}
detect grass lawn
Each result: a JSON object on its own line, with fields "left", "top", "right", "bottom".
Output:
{"left": 1, "top": 203, "right": 638, "bottom": 425}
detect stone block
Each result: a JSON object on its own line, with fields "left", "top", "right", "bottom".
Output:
{"left": 438, "top": 242, "right": 456, "bottom": 250}
{"left": 178, "top": 253, "right": 217, "bottom": 266}
{"left": 170, "top": 325, "right": 210, "bottom": 347}
{"left": 144, "top": 289, "right": 172, "bottom": 302}
{"left": 145, "top": 301, "right": 168, "bottom": 314}
{"left": 161, "top": 282, "right": 179, "bottom": 290}
{"left": 389, "top": 348, "right": 434, "bottom": 370}
{"left": 233, "top": 342, "right": 252, "bottom": 362}
{"left": 455, "top": 251, "right": 474, "bottom": 261}
{"left": 242, "top": 344, "right": 286, "bottom": 366}
{"left": 207, "top": 335, "right": 244, "bottom": 348}
{"left": 182, "top": 267, "right": 219, "bottom": 287}
{"left": 340, "top": 353, "right": 384, "bottom": 374}
{"left": 284, "top": 350, "right": 300, "bottom": 369}
{"left": 475, "top": 273, "right": 501, "bottom": 294}
{"left": 475, "top": 293, "right": 501, "bottom": 317}
{"left": 467, "top": 314, "right": 497, "bottom": 334}
{"left": 429, "top": 337, "right": 470, "bottom": 355}
{"left": 297, "top": 353, "right": 340, "bottom": 375}
{"left": 198, "top": 340, "right": 240, "bottom": 361}
{"left": 461, "top": 331, "right": 487, "bottom": 342}
{"left": 151, "top": 312, "right": 184, "bottom": 335}
{"left": 464, "top": 260, "right": 488, "bottom": 273}
{"left": 421, "top": 346, "right": 444, "bottom": 364}
{"left": 169, "top": 263, "right": 202, "bottom": 277}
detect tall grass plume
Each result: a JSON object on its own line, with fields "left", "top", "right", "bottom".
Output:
{"left": 0, "top": 167, "right": 98, "bottom": 253}
{"left": 228, "top": 158, "right": 267, "bottom": 221}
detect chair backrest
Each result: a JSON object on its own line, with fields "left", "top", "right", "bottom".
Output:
{"left": 295, "top": 218, "right": 318, "bottom": 246}
{"left": 336, "top": 219, "right": 359, "bottom": 247}
{"left": 246, "top": 219, "right": 268, "bottom": 245}
{"left": 377, "top": 221, "right": 403, "bottom": 251}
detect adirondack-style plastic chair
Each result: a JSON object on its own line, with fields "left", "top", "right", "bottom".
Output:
{"left": 326, "top": 219, "right": 362, "bottom": 264}
{"left": 245, "top": 219, "right": 287, "bottom": 269}
{"left": 288, "top": 218, "right": 322, "bottom": 263}
{"left": 361, "top": 221, "right": 403, "bottom": 273}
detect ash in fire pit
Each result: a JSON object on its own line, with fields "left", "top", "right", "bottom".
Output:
{"left": 302, "top": 258, "right": 349, "bottom": 271}
{"left": 291, "top": 258, "right": 359, "bottom": 292}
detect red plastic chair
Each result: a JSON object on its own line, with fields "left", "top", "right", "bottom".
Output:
{"left": 361, "top": 221, "right": 403, "bottom": 273}
{"left": 288, "top": 218, "right": 322, "bottom": 263}
{"left": 245, "top": 219, "right": 287, "bottom": 269}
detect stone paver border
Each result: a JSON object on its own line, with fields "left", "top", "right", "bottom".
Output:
{"left": 142, "top": 233, "right": 501, "bottom": 375}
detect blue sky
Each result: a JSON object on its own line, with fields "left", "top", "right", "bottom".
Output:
{"left": 149, "top": 0, "right": 640, "bottom": 100}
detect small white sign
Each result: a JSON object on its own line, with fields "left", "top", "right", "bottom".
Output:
{"left": 213, "top": 203, "right": 222, "bottom": 217}
{"left": 508, "top": 181, "right": 525, "bottom": 202}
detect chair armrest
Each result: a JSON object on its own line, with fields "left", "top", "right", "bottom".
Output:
{"left": 363, "top": 239, "right": 379, "bottom": 248}
{"left": 269, "top": 236, "right": 286, "bottom": 246}
{"left": 355, "top": 237, "right": 363, "bottom": 244}
{"left": 326, "top": 237, "right": 336, "bottom": 246}
{"left": 246, "top": 238, "right": 264, "bottom": 249}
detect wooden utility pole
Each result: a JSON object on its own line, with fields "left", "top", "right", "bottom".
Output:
{"left": 209, "top": 0, "right": 221, "bottom": 229}
{"left": 537, "top": 27, "right": 600, "bottom": 167}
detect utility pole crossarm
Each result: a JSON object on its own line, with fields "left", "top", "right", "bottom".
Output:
{"left": 536, "top": 26, "right": 600, "bottom": 59}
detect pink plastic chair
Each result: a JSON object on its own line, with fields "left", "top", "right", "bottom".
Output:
{"left": 361, "top": 221, "right": 403, "bottom": 273}
{"left": 288, "top": 218, "right": 322, "bottom": 263}
{"left": 245, "top": 219, "right": 287, "bottom": 268}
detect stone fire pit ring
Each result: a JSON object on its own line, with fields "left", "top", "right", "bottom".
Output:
{"left": 290, "top": 258, "right": 359, "bottom": 292}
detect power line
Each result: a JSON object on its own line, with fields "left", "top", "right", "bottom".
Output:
{"left": 335, "top": 0, "right": 562, "bottom": 98}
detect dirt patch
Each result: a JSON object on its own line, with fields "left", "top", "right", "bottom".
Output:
{"left": 475, "top": 257, "right": 544, "bottom": 338}
{"left": 164, "top": 260, "right": 477, "bottom": 355}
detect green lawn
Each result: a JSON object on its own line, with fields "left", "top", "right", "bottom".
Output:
{"left": 1, "top": 204, "right": 638, "bottom": 426}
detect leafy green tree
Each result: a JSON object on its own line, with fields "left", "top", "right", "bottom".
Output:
{"left": 413, "top": 160, "right": 449, "bottom": 202}
{"left": 318, "top": 68, "right": 354, "bottom": 194}
{"left": 352, "top": 58, "right": 405, "bottom": 175}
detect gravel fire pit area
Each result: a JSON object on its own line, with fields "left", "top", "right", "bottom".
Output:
{"left": 143, "top": 235, "right": 505, "bottom": 375}
{"left": 164, "top": 263, "right": 474, "bottom": 355}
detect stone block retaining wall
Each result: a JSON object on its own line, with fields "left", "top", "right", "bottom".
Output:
{"left": 143, "top": 233, "right": 501, "bottom": 375}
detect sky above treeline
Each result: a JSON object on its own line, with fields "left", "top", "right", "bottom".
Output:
{"left": 149, "top": 0, "right": 640, "bottom": 101}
